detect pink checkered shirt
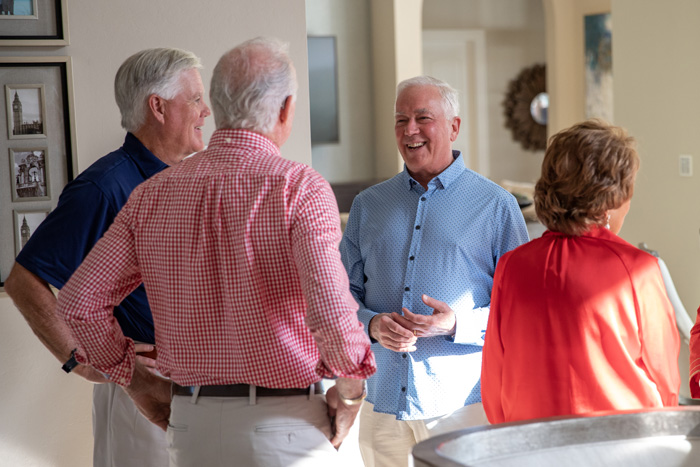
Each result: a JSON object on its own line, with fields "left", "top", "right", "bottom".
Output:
{"left": 58, "top": 129, "right": 376, "bottom": 388}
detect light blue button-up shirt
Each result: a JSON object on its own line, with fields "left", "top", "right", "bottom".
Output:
{"left": 340, "top": 151, "right": 529, "bottom": 420}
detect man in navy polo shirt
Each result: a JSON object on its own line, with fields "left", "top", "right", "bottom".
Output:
{"left": 4, "top": 47, "right": 211, "bottom": 466}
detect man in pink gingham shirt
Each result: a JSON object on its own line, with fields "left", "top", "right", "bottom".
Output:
{"left": 57, "top": 37, "right": 375, "bottom": 467}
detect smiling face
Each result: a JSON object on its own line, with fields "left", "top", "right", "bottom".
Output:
{"left": 394, "top": 85, "right": 460, "bottom": 188}
{"left": 161, "top": 68, "right": 211, "bottom": 162}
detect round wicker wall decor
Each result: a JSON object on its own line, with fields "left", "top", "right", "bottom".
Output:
{"left": 503, "top": 63, "right": 547, "bottom": 151}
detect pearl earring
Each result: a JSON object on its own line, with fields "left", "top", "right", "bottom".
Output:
{"left": 605, "top": 214, "right": 611, "bottom": 229}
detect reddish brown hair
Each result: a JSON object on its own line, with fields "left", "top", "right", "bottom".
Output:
{"left": 534, "top": 119, "right": 639, "bottom": 236}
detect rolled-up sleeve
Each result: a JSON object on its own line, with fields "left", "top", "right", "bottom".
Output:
{"left": 57, "top": 201, "right": 142, "bottom": 386}
{"left": 291, "top": 173, "right": 376, "bottom": 380}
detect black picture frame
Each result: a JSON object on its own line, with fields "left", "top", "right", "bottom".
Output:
{"left": 0, "top": 0, "right": 69, "bottom": 46}
{"left": 0, "top": 56, "right": 77, "bottom": 286}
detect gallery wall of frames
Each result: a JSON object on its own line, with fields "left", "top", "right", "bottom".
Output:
{"left": 0, "top": 0, "right": 75, "bottom": 285}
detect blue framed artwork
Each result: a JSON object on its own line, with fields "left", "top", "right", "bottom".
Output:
{"left": 0, "top": 0, "right": 68, "bottom": 46}
{"left": 584, "top": 13, "right": 613, "bottom": 122}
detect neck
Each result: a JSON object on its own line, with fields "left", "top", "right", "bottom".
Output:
{"left": 408, "top": 159, "right": 455, "bottom": 190}
{"left": 260, "top": 126, "right": 284, "bottom": 149}
{"left": 407, "top": 171, "right": 432, "bottom": 190}
{"left": 132, "top": 127, "right": 183, "bottom": 166}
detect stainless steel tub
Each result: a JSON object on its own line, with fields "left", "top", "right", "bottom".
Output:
{"left": 412, "top": 408, "right": 700, "bottom": 467}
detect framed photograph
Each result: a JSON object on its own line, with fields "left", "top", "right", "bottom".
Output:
{"left": 13, "top": 209, "right": 49, "bottom": 255}
{"left": 0, "top": 0, "right": 38, "bottom": 19}
{"left": 0, "top": 56, "right": 76, "bottom": 285}
{"left": 0, "top": 0, "right": 68, "bottom": 46}
{"left": 584, "top": 12, "right": 613, "bottom": 122}
{"left": 6, "top": 84, "right": 47, "bottom": 139}
{"left": 9, "top": 147, "right": 50, "bottom": 201}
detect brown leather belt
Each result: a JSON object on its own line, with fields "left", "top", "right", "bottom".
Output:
{"left": 172, "top": 382, "right": 323, "bottom": 398}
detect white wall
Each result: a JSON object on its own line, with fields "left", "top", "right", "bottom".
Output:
{"left": 423, "top": 0, "right": 546, "bottom": 184}
{"left": 0, "top": 0, "right": 310, "bottom": 465}
{"left": 306, "top": 0, "right": 376, "bottom": 183}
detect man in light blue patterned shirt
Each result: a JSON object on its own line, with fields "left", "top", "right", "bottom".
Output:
{"left": 340, "top": 76, "right": 529, "bottom": 467}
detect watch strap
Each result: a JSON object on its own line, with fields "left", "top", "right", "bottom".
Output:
{"left": 61, "top": 349, "right": 79, "bottom": 373}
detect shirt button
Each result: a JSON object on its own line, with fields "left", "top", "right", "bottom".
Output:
{"left": 409, "top": 255, "right": 415, "bottom": 261}
{"left": 404, "top": 286, "right": 410, "bottom": 291}
{"left": 415, "top": 225, "right": 421, "bottom": 230}
{"left": 421, "top": 197, "right": 426, "bottom": 201}
{"left": 402, "top": 353, "right": 407, "bottom": 358}
{"left": 401, "top": 387, "right": 406, "bottom": 392}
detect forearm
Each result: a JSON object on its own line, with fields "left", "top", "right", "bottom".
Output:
{"left": 6, "top": 263, "right": 107, "bottom": 381}
{"left": 5, "top": 263, "right": 78, "bottom": 363}
{"left": 335, "top": 377, "right": 365, "bottom": 399}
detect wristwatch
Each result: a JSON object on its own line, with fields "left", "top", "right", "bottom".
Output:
{"left": 61, "top": 348, "right": 79, "bottom": 373}
{"left": 338, "top": 382, "right": 367, "bottom": 406}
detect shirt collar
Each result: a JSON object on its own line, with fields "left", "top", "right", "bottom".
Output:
{"left": 208, "top": 128, "right": 281, "bottom": 157}
{"left": 123, "top": 132, "right": 169, "bottom": 178}
{"left": 543, "top": 224, "right": 629, "bottom": 245}
{"left": 402, "top": 150, "right": 466, "bottom": 191}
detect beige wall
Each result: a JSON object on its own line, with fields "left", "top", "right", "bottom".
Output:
{"left": 613, "top": 0, "right": 700, "bottom": 322}
{"left": 423, "top": 0, "right": 547, "bottom": 184}
{"left": 544, "top": 0, "right": 699, "bottom": 317}
{"left": 0, "top": 0, "right": 310, "bottom": 465}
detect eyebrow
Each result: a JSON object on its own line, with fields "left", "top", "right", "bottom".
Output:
{"left": 395, "top": 108, "right": 433, "bottom": 118}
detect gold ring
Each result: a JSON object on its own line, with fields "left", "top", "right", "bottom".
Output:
{"left": 413, "top": 330, "right": 418, "bottom": 337}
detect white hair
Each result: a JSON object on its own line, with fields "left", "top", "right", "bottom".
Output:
{"left": 114, "top": 48, "right": 202, "bottom": 133}
{"left": 209, "top": 37, "right": 298, "bottom": 133}
{"left": 396, "top": 75, "right": 460, "bottom": 119}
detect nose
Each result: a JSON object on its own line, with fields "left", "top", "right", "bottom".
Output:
{"left": 405, "top": 119, "right": 419, "bottom": 136}
{"left": 202, "top": 101, "right": 212, "bottom": 118}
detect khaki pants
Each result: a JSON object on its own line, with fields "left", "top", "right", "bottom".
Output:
{"left": 359, "top": 401, "right": 489, "bottom": 467}
{"left": 92, "top": 382, "right": 169, "bottom": 467}
{"left": 167, "top": 393, "right": 353, "bottom": 467}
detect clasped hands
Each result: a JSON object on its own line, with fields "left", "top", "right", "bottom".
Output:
{"left": 368, "top": 294, "right": 456, "bottom": 352}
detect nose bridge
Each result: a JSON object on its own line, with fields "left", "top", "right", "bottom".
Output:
{"left": 405, "top": 117, "right": 418, "bottom": 135}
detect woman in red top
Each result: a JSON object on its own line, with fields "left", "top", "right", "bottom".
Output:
{"left": 481, "top": 120, "right": 679, "bottom": 424}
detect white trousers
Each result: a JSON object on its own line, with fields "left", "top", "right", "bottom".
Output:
{"left": 92, "top": 382, "right": 169, "bottom": 467}
{"left": 167, "top": 393, "right": 353, "bottom": 467}
{"left": 358, "top": 401, "right": 489, "bottom": 467}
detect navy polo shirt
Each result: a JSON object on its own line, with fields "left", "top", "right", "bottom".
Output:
{"left": 16, "top": 133, "right": 168, "bottom": 344}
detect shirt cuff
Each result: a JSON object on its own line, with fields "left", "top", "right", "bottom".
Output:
{"left": 452, "top": 306, "right": 487, "bottom": 346}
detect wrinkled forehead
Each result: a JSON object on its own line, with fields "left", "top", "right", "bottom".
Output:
{"left": 395, "top": 85, "right": 445, "bottom": 116}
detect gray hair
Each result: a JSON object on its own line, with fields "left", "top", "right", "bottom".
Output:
{"left": 209, "top": 37, "right": 298, "bottom": 133}
{"left": 396, "top": 76, "right": 460, "bottom": 119}
{"left": 114, "top": 48, "right": 202, "bottom": 132}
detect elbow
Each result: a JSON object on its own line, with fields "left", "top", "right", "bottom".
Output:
{"left": 3, "top": 265, "right": 20, "bottom": 299}
{"left": 4, "top": 262, "right": 49, "bottom": 302}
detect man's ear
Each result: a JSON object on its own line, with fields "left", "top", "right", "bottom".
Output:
{"left": 279, "top": 95, "right": 293, "bottom": 124}
{"left": 148, "top": 94, "right": 167, "bottom": 125}
{"left": 450, "top": 116, "right": 461, "bottom": 142}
